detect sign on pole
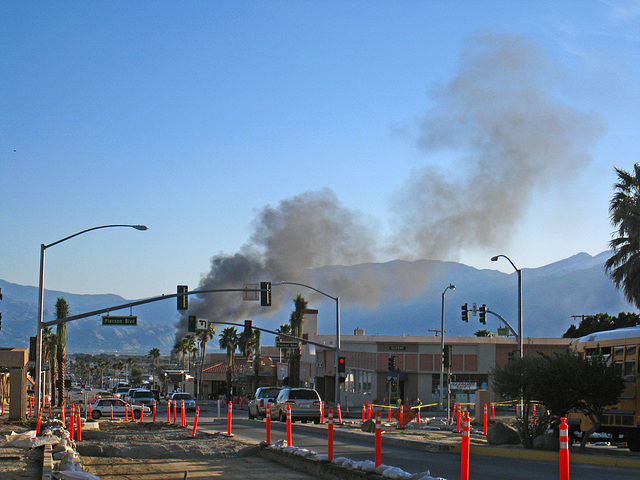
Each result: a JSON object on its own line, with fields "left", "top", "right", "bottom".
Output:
{"left": 276, "top": 341, "right": 299, "bottom": 349}
{"left": 102, "top": 316, "right": 138, "bottom": 326}
{"left": 243, "top": 284, "right": 259, "bottom": 301}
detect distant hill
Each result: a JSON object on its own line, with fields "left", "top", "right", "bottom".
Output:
{"left": 0, "top": 252, "right": 635, "bottom": 354}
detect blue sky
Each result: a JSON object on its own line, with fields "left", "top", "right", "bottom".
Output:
{"left": 2, "top": 1, "right": 639, "bottom": 302}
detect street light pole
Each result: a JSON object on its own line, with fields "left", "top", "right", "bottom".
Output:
{"left": 439, "top": 283, "right": 455, "bottom": 415}
{"left": 35, "top": 224, "right": 148, "bottom": 410}
{"left": 272, "top": 281, "right": 340, "bottom": 407}
{"left": 491, "top": 255, "right": 523, "bottom": 359}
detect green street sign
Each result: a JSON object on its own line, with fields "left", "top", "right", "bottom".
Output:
{"left": 102, "top": 316, "right": 138, "bottom": 326}
{"left": 276, "top": 341, "right": 299, "bottom": 349}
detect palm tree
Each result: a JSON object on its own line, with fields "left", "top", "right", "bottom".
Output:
{"left": 276, "top": 323, "right": 292, "bottom": 364}
{"left": 288, "top": 295, "right": 307, "bottom": 388}
{"left": 238, "top": 329, "right": 256, "bottom": 360}
{"left": 55, "top": 297, "right": 69, "bottom": 406}
{"left": 173, "top": 337, "right": 191, "bottom": 390}
{"left": 253, "top": 329, "right": 261, "bottom": 392}
{"left": 605, "top": 163, "right": 640, "bottom": 308}
{"left": 97, "top": 359, "right": 109, "bottom": 388}
{"left": 148, "top": 348, "right": 161, "bottom": 389}
{"left": 219, "top": 327, "right": 239, "bottom": 397}
{"left": 197, "top": 324, "right": 216, "bottom": 400}
{"left": 42, "top": 327, "right": 57, "bottom": 405}
{"left": 113, "top": 361, "right": 125, "bottom": 384}
{"left": 126, "top": 357, "right": 135, "bottom": 383}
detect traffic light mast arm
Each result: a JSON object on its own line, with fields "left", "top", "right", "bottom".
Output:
{"left": 486, "top": 309, "right": 519, "bottom": 339}
{"left": 42, "top": 287, "right": 262, "bottom": 327}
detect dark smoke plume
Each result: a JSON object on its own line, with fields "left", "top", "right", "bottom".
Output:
{"left": 177, "top": 32, "right": 605, "bottom": 341}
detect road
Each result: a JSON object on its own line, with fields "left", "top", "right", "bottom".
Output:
{"left": 196, "top": 412, "right": 639, "bottom": 480}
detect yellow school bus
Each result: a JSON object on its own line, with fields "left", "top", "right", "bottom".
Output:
{"left": 568, "top": 326, "right": 640, "bottom": 451}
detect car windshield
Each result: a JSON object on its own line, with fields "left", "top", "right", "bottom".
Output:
{"left": 173, "top": 394, "right": 192, "bottom": 400}
{"left": 258, "top": 388, "right": 280, "bottom": 398}
{"left": 133, "top": 391, "right": 152, "bottom": 398}
{"left": 289, "top": 390, "right": 319, "bottom": 400}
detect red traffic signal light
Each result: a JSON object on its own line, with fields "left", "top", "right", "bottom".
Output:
{"left": 338, "top": 356, "right": 346, "bottom": 373}
{"left": 244, "top": 319, "right": 252, "bottom": 336}
{"left": 188, "top": 315, "right": 197, "bottom": 332}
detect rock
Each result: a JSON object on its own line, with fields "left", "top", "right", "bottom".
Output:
{"left": 361, "top": 419, "right": 376, "bottom": 433}
{"left": 533, "top": 433, "right": 559, "bottom": 450}
{"left": 487, "top": 421, "right": 520, "bottom": 445}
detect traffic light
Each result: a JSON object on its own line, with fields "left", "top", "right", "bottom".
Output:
{"left": 260, "top": 281, "right": 272, "bottom": 307}
{"left": 188, "top": 315, "right": 197, "bottom": 332}
{"left": 244, "top": 319, "right": 252, "bottom": 336}
{"left": 388, "top": 355, "right": 396, "bottom": 371}
{"left": 177, "top": 285, "right": 188, "bottom": 311}
{"left": 508, "top": 350, "right": 515, "bottom": 361}
{"left": 443, "top": 345, "right": 451, "bottom": 368}
{"left": 479, "top": 304, "right": 487, "bottom": 324}
{"left": 29, "top": 336, "right": 36, "bottom": 362}
{"left": 461, "top": 303, "right": 469, "bottom": 322}
{"left": 338, "top": 356, "right": 346, "bottom": 374}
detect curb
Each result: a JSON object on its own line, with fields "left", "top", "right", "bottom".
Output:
{"left": 42, "top": 444, "right": 53, "bottom": 480}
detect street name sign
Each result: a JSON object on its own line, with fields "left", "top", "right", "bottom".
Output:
{"left": 276, "top": 341, "right": 299, "bottom": 349}
{"left": 102, "top": 315, "right": 138, "bottom": 326}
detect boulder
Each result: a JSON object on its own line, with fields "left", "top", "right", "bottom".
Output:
{"left": 487, "top": 421, "right": 520, "bottom": 445}
{"left": 361, "top": 418, "right": 376, "bottom": 433}
{"left": 533, "top": 433, "right": 559, "bottom": 451}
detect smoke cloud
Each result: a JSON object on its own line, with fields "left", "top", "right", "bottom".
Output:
{"left": 177, "top": 32, "right": 606, "bottom": 341}
{"left": 390, "top": 31, "right": 606, "bottom": 259}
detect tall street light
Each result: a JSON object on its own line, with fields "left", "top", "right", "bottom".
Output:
{"left": 272, "top": 281, "right": 340, "bottom": 407}
{"left": 35, "top": 224, "right": 148, "bottom": 410}
{"left": 439, "top": 283, "right": 455, "bottom": 415}
{"left": 491, "top": 255, "right": 523, "bottom": 359}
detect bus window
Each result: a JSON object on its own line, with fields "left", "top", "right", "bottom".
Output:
{"left": 623, "top": 360, "right": 635, "bottom": 378}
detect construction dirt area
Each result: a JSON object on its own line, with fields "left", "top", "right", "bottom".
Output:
{"left": 0, "top": 419, "right": 321, "bottom": 480}
{"left": 77, "top": 421, "right": 320, "bottom": 479}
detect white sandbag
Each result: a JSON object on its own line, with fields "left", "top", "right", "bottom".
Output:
{"left": 4, "top": 430, "right": 37, "bottom": 448}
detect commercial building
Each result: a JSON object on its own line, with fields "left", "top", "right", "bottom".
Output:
{"left": 196, "top": 309, "right": 571, "bottom": 408}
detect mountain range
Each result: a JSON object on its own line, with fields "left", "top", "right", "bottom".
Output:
{"left": 0, "top": 251, "right": 635, "bottom": 355}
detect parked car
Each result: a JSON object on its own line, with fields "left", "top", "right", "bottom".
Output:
{"left": 248, "top": 387, "right": 282, "bottom": 420}
{"left": 114, "top": 386, "right": 131, "bottom": 398}
{"left": 270, "top": 388, "right": 322, "bottom": 423}
{"left": 123, "top": 388, "right": 141, "bottom": 403}
{"left": 130, "top": 389, "right": 155, "bottom": 407}
{"left": 89, "top": 398, "right": 150, "bottom": 420}
{"left": 169, "top": 392, "right": 196, "bottom": 411}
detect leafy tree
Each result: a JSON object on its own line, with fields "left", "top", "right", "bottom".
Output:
{"left": 131, "top": 366, "right": 144, "bottom": 385}
{"left": 219, "top": 327, "right": 239, "bottom": 397}
{"left": 475, "top": 329, "right": 491, "bottom": 337}
{"left": 605, "top": 163, "right": 640, "bottom": 307}
{"left": 491, "top": 355, "right": 546, "bottom": 448}
{"left": 494, "top": 350, "right": 626, "bottom": 451}
{"left": 288, "top": 295, "right": 307, "bottom": 388}
{"left": 571, "top": 354, "right": 625, "bottom": 451}
{"left": 563, "top": 312, "right": 640, "bottom": 338}
{"left": 55, "top": 297, "right": 68, "bottom": 406}
{"left": 148, "top": 348, "right": 161, "bottom": 389}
